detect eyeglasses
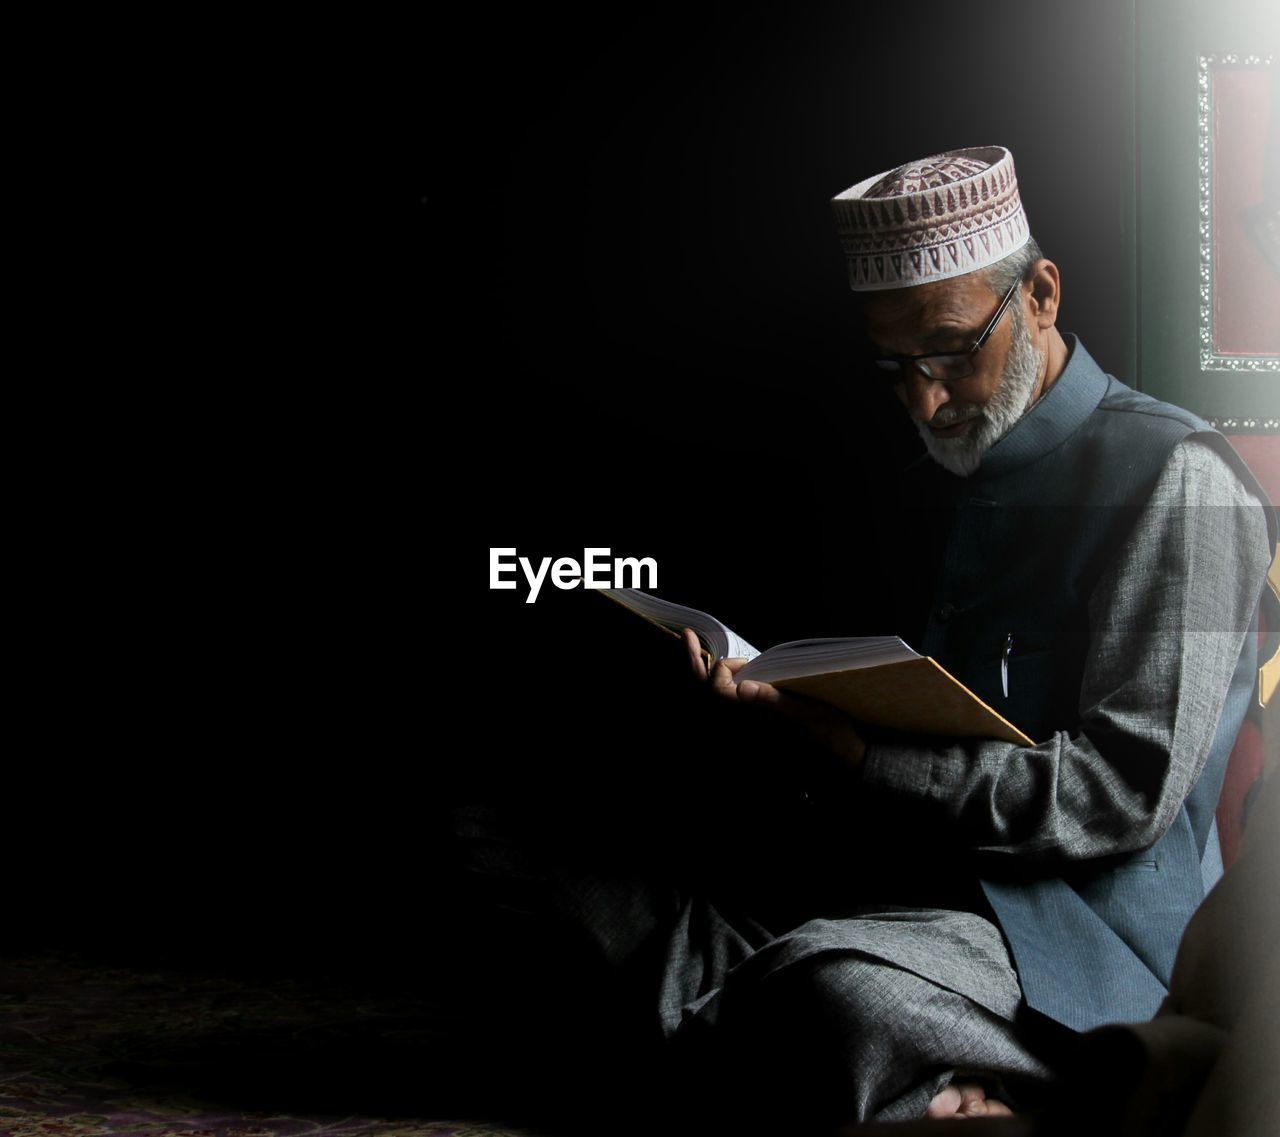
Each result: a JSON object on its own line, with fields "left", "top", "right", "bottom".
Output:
{"left": 871, "top": 276, "right": 1022, "bottom": 384}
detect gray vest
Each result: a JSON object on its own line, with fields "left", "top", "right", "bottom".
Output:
{"left": 885, "top": 333, "right": 1276, "bottom": 1031}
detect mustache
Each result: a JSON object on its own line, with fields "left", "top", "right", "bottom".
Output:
{"left": 926, "top": 405, "right": 982, "bottom": 428}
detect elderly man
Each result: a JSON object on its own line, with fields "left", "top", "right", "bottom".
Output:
{"left": 671, "top": 145, "right": 1276, "bottom": 1125}
{"left": 455, "top": 146, "right": 1275, "bottom": 1130}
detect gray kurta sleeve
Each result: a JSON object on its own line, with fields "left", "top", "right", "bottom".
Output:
{"left": 857, "top": 436, "right": 1273, "bottom": 868}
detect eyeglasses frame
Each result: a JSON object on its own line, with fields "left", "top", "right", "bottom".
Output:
{"left": 872, "top": 275, "right": 1024, "bottom": 384}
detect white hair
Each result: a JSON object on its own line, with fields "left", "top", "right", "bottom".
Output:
{"left": 981, "top": 235, "right": 1044, "bottom": 298}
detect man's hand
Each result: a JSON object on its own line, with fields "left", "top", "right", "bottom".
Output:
{"left": 681, "top": 627, "right": 867, "bottom": 769}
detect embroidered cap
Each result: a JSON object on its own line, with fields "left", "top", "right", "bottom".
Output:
{"left": 831, "top": 145, "right": 1030, "bottom": 290}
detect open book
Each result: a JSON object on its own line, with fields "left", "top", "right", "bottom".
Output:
{"left": 597, "top": 586, "right": 1035, "bottom": 746}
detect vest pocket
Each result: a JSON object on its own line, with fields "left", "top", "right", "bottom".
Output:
{"left": 997, "top": 645, "right": 1050, "bottom": 706}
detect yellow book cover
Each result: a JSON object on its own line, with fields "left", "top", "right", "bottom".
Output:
{"left": 597, "top": 587, "right": 1036, "bottom": 747}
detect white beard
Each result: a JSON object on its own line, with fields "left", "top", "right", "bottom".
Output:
{"left": 914, "top": 301, "right": 1044, "bottom": 477}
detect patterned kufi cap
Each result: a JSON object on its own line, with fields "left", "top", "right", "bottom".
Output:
{"left": 830, "top": 145, "right": 1030, "bottom": 290}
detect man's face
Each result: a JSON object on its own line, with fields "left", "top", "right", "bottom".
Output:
{"left": 863, "top": 272, "right": 1044, "bottom": 476}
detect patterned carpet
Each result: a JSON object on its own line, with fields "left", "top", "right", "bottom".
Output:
{"left": 0, "top": 950, "right": 544, "bottom": 1137}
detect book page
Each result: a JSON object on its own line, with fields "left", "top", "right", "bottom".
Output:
{"left": 737, "top": 636, "right": 920, "bottom": 683}
{"left": 595, "top": 588, "right": 761, "bottom": 664}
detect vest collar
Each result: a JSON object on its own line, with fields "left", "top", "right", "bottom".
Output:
{"left": 978, "top": 332, "right": 1109, "bottom": 476}
{"left": 902, "top": 333, "right": 1111, "bottom": 480}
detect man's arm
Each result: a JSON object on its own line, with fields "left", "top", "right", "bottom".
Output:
{"left": 855, "top": 436, "right": 1272, "bottom": 868}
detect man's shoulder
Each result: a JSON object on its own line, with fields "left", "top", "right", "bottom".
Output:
{"left": 1057, "top": 359, "right": 1209, "bottom": 491}
{"left": 1093, "top": 373, "right": 1211, "bottom": 434}
{"left": 1140, "top": 436, "right": 1277, "bottom": 568}
{"left": 1055, "top": 341, "right": 1271, "bottom": 541}
{"left": 1057, "top": 336, "right": 1206, "bottom": 434}
{"left": 1149, "top": 435, "right": 1269, "bottom": 510}
{"left": 1050, "top": 337, "right": 1209, "bottom": 457}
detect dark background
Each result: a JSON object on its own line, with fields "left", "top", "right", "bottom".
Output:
{"left": 455, "top": 2, "right": 1139, "bottom": 822}
{"left": 442, "top": 0, "right": 1143, "bottom": 997}
{"left": 464, "top": 0, "right": 1140, "bottom": 629}
{"left": 12, "top": 2, "right": 1145, "bottom": 983}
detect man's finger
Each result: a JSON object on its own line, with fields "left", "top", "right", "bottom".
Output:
{"left": 710, "top": 659, "right": 738, "bottom": 691}
{"left": 739, "top": 679, "right": 788, "bottom": 707}
{"left": 681, "top": 628, "right": 707, "bottom": 681}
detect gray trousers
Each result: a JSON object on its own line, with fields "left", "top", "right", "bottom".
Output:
{"left": 451, "top": 804, "right": 1055, "bottom": 1128}
{"left": 658, "top": 893, "right": 1055, "bottom": 1125}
